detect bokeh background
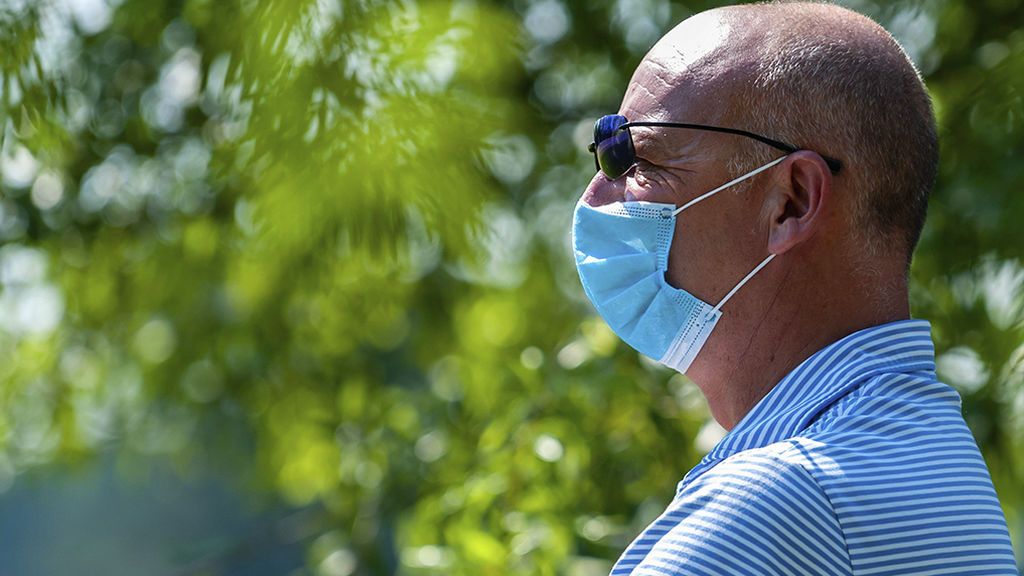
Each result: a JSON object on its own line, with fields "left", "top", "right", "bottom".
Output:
{"left": 0, "top": 0, "right": 1021, "bottom": 574}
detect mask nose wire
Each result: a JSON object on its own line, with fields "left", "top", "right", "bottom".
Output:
{"left": 670, "top": 155, "right": 788, "bottom": 217}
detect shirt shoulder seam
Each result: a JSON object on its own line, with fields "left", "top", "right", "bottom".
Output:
{"left": 771, "top": 444, "right": 856, "bottom": 575}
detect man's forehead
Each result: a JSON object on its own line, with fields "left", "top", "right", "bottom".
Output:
{"left": 620, "top": 11, "right": 735, "bottom": 124}
{"left": 653, "top": 11, "right": 733, "bottom": 75}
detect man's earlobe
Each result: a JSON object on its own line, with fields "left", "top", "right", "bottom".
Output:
{"left": 766, "top": 151, "right": 831, "bottom": 255}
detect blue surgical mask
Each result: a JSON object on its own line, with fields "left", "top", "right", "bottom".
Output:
{"left": 571, "top": 156, "right": 786, "bottom": 374}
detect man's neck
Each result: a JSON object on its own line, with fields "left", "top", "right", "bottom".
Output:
{"left": 692, "top": 261, "right": 910, "bottom": 431}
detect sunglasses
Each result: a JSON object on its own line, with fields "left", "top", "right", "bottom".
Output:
{"left": 587, "top": 114, "right": 842, "bottom": 179}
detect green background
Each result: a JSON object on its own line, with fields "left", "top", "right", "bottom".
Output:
{"left": 0, "top": 0, "right": 1021, "bottom": 574}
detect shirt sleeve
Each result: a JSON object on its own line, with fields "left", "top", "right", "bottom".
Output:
{"left": 630, "top": 451, "right": 853, "bottom": 576}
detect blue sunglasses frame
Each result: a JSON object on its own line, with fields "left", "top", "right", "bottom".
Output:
{"left": 587, "top": 114, "right": 842, "bottom": 179}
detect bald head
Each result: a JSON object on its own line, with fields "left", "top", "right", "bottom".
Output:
{"left": 641, "top": 2, "right": 938, "bottom": 268}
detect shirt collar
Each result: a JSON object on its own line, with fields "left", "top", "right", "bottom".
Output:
{"left": 679, "top": 318, "right": 936, "bottom": 489}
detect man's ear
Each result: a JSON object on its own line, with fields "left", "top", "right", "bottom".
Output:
{"left": 765, "top": 151, "right": 832, "bottom": 255}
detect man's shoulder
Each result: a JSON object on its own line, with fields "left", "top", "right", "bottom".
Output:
{"left": 760, "top": 384, "right": 990, "bottom": 492}
{"left": 685, "top": 442, "right": 844, "bottom": 517}
{"left": 681, "top": 445, "right": 843, "bottom": 530}
{"left": 699, "top": 372, "right": 982, "bottom": 492}
{"left": 753, "top": 384, "right": 1019, "bottom": 575}
{"left": 663, "top": 449, "right": 852, "bottom": 575}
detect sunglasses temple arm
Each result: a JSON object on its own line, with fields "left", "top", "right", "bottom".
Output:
{"left": 622, "top": 121, "right": 842, "bottom": 173}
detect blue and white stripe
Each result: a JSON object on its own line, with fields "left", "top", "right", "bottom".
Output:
{"left": 610, "top": 319, "right": 1020, "bottom": 575}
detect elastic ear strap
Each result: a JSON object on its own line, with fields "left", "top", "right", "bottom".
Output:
{"left": 672, "top": 155, "right": 788, "bottom": 217}
{"left": 712, "top": 253, "right": 777, "bottom": 314}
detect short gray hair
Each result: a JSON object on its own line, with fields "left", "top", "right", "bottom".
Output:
{"left": 723, "top": 2, "right": 938, "bottom": 269}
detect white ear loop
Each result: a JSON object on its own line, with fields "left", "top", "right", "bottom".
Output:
{"left": 712, "top": 253, "right": 776, "bottom": 314}
{"left": 667, "top": 154, "right": 788, "bottom": 316}
{"left": 671, "top": 155, "right": 788, "bottom": 217}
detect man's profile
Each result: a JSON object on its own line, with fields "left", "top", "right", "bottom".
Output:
{"left": 570, "top": 2, "right": 1020, "bottom": 574}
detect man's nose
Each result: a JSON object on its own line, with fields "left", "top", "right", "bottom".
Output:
{"left": 579, "top": 170, "right": 628, "bottom": 207}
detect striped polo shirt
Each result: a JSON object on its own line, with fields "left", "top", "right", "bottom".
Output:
{"left": 610, "top": 319, "right": 1020, "bottom": 575}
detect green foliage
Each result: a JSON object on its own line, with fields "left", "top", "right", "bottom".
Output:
{"left": 0, "top": 0, "right": 1021, "bottom": 573}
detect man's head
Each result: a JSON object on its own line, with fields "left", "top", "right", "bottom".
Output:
{"left": 577, "top": 2, "right": 937, "bottom": 425}
{"left": 723, "top": 2, "right": 937, "bottom": 266}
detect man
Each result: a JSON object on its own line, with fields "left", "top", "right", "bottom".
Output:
{"left": 571, "top": 2, "right": 1020, "bottom": 575}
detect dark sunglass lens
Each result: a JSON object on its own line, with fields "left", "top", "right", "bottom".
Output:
{"left": 593, "top": 115, "right": 627, "bottom": 145}
{"left": 591, "top": 115, "right": 633, "bottom": 179}
{"left": 596, "top": 128, "right": 634, "bottom": 179}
